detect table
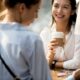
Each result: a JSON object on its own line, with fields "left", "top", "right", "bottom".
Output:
{"left": 51, "top": 69, "right": 74, "bottom": 80}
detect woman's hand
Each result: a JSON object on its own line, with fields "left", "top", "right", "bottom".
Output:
{"left": 47, "top": 38, "right": 64, "bottom": 65}
{"left": 49, "top": 38, "right": 64, "bottom": 47}
{"left": 47, "top": 39, "right": 57, "bottom": 65}
{"left": 47, "top": 48, "right": 55, "bottom": 65}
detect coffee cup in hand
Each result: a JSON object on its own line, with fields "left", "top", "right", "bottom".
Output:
{"left": 51, "top": 32, "right": 64, "bottom": 46}
{"left": 51, "top": 32, "right": 65, "bottom": 60}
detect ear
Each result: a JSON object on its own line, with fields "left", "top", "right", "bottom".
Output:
{"left": 19, "top": 3, "right": 27, "bottom": 14}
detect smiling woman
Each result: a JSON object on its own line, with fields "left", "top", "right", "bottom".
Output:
{"left": 40, "top": 0, "right": 80, "bottom": 70}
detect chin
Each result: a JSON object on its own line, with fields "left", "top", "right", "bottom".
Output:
{"left": 23, "top": 19, "right": 34, "bottom": 25}
{"left": 55, "top": 18, "right": 64, "bottom": 22}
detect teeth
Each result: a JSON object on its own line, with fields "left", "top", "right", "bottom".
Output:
{"left": 56, "top": 15, "right": 63, "bottom": 18}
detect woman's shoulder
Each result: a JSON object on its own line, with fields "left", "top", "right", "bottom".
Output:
{"left": 40, "top": 26, "right": 51, "bottom": 41}
{"left": 40, "top": 27, "right": 51, "bottom": 35}
{"left": 71, "top": 24, "right": 75, "bottom": 34}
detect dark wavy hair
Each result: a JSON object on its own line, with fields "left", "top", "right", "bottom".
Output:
{"left": 52, "top": 0, "right": 77, "bottom": 31}
{"left": 3, "top": 0, "right": 40, "bottom": 9}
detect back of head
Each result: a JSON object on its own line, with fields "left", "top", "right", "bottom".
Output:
{"left": 3, "top": 0, "right": 40, "bottom": 9}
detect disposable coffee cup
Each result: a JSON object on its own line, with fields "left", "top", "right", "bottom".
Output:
{"left": 51, "top": 32, "right": 64, "bottom": 39}
{"left": 51, "top": 32, "right": 65, "bottom": 60}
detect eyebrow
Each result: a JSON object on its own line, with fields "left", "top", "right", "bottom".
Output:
{"left": 54, "top": 2, "right": 71, "bottom": 6}
{"left": 64, "top": 3, "right": 70, "bottom": 6}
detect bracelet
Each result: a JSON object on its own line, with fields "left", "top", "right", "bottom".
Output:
{"left": 49, "top": 60, "right": 57, "bottom": 70}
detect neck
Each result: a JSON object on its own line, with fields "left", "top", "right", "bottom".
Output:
{"left": 53, "top": 21, "right": 69, "bottom": 34}
{"left": 3, "top": 9, "right": 20, "bottom": 23}
{"left": 22, "top": 19, "right": 31, "bottom": 26}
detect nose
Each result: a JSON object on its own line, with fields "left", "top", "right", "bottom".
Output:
{"left": 57, "top": 7, "right": 62, "bottom": 13}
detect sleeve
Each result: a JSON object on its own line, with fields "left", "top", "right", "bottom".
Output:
{"left": 53, "top": 47, "right": 65, "bottom": 61}
{"left": 63, "top": 35, "right": 80, "bottom": 69}
{"left": 65, "top": 75, "right": 75, "bottom": 80}
{"left": 40, "top": 27, "right": 50, "bottom": 42}
{"left": 40, "top": 29, "right": 48, "bottom": 54}
{"left": 30, "top": 36, "right": 52, "bottom": 80}
{"left": 40, "top": 27, "right": 51, "bottom": 56}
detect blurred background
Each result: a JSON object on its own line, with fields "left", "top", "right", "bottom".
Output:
{"left": 29, "top": 0, "right": 52, "bottom": 34}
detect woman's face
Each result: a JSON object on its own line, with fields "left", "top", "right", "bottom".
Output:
{"left": 52, "top": 0, "right": 73, "bottom": 23}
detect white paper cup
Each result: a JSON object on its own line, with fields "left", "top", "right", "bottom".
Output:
{"left": 51, "top": 32, "right": 65, "bottom": 60}
{"left": 51, "top": 32, "right": 64, "bottom": 39}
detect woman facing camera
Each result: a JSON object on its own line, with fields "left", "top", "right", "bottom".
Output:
{"left": 40, "top": 0, "right": 80, "bottom": 69}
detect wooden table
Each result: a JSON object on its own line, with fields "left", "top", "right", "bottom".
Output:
{"left": 51, "top": 69, "right": 74, "bottom": 80}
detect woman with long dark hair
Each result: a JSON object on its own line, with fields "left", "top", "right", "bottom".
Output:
{"left": 40, "top": 0, "right": 80, "bottom": 69}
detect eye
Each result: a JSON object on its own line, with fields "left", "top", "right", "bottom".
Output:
{"left": 63, "top": 6, "right": 69, "bottom": 9}
{"left": 53, "top": 3, "right": 59, "bottom": 8}
{"left": 63, "top": 5, "right": 71, "bottom": 9}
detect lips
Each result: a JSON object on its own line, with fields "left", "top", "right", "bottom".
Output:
{"left": 54, "top": 14, "right": 65, "bottom": 22}
{"left": 56, "top": 14, "right": 64, "bottom": 19}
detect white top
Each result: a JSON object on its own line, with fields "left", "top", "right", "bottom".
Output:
{"left": 40, "top": 25, "right": 80, "bottom": 69}
{"left": 65, "top": 75, "right": 75, "bottom": 80}
{"left": 0, "top": 22, "right": 52, "bottom": 80}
